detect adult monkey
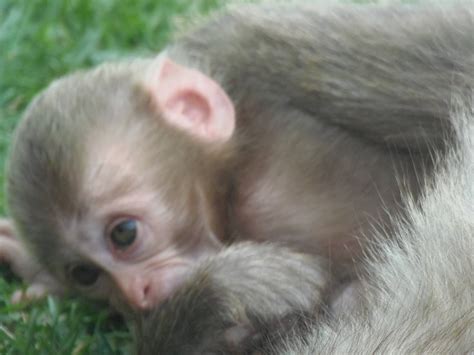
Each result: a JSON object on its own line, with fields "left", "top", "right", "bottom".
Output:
{"left": 1, "top": 2, "right": 473, "bottom": 310}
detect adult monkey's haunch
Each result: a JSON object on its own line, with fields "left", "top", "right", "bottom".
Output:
{"left": 1, "top": 2, "right": 473, "bottom": 311}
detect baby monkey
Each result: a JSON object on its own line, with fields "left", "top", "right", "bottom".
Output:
{"left": 1, "top": 2, "right": 473, "bottom": 311}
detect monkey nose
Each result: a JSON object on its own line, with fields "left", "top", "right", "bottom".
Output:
{"left": 115, "top": 274, "right": 153, "bottom": 310}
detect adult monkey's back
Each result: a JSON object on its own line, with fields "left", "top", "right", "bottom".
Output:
{"left": 2, "top": 2, "right": 473, "bottom": 311}
{"left": 172, "top": 2, "right": 473, "bottom": 149}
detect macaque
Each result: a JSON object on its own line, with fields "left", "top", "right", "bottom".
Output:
{"left": 133, "top": 98, "right": 474, "bottom": 354}
{"left": 1, "top": 2, "right": 473, "bottom": 312}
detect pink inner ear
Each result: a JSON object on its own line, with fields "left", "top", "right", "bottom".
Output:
{"left": 148, "top": 57, "right": 235, "bottom": 142}
{"left": 165, "top": 91, "right": 211, "bottom": 126}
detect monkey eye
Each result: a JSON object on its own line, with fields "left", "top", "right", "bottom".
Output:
{"left": 110, "top": 219, "right": 137, "bottom": 249}
{"left": 69, "top": 264, "right": 100, "bottom": 287}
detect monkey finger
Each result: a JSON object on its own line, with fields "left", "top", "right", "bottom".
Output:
{"left": 1, "top": 235, "right": 65, "bottom": 304}
{"left": 10, "top": 289, "right": 24, "bottom": 304}
{"left": 0, "top": 236, "right": 20, "bottom": 264}
{"left": 0, "top": 218, "right": 15, "bottom": 239}
{"left": 10, "top": 283, "right": 48, "bottom": 304}
{"left": 0, "top": 236, "right": 50, "bottom": 283}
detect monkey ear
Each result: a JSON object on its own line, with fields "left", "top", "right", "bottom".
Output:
{"left": 148, "top": 58, "right": 235, "bottom": 142}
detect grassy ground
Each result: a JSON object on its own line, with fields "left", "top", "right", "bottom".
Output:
{"left": 0, "top": 1, "right": 221, "bottom": 353}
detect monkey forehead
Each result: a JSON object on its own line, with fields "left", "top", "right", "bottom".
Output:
{"left": 81, "top": 165, "right": 174, "bottom": 224}
{"left": 81, "top": 132, "right": 167, "bottom": 202}
{"left": 83, "top": 135, "right": 144, "bottom": 192}
{"left": 20, "top": 58, "right": 159, "bottom": 140}
{"left": 79, "top": 135, "right": 188, "bottom": 227}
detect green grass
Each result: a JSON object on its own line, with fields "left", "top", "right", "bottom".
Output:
{"left": 0, "top": 0, "right": 222, "bottom": 353}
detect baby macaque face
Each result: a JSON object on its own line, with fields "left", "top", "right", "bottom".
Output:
{"left": 6, "top": 57, "right": 236, "bottom": 310}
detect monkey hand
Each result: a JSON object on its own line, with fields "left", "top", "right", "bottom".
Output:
{"left": 133, "top": 243, "right": 329, "bottom": 354}
{"left": 0, "top": 218, "right": 65, "bottom": 303}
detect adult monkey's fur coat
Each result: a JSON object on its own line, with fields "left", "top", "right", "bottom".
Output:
{"left": 282, "top": 99, "right": 474, "bottom": 353}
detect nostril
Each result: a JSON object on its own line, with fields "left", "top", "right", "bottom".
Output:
{"left": 142, "top": 283, "right": 151, "bottom": 299}
{"left": 139, "top": 282, "right": 152, "bottom": 309}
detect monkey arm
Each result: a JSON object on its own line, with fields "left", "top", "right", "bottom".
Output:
{"left": 133, "top": 243, "right": 329, "bottom": 355}
{"left": 0, "top": 218, "right": 65, "bottom": 302}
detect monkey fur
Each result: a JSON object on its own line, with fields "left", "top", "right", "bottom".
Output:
{"left": 4, "top": 1, "right": 473, "bottom": 308}
{"left": 133, "top": 97, "right": 474, "bottom": 354}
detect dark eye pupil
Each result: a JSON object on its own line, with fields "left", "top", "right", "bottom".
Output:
{"left": 111, "top": 219, "right": 137, "bottom": 249}
{"left": 70, "top": 264, "right": 99, "bottom": 286}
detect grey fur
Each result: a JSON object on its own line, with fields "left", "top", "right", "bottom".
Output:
{"left": 281, "top": 96, "right": 474, "bottom": 354}
{"left": 170, "top": 1, "right": 474, "bottom": 150}
{"left": 133, "top": 97, "right": 474, "bottom": 354}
